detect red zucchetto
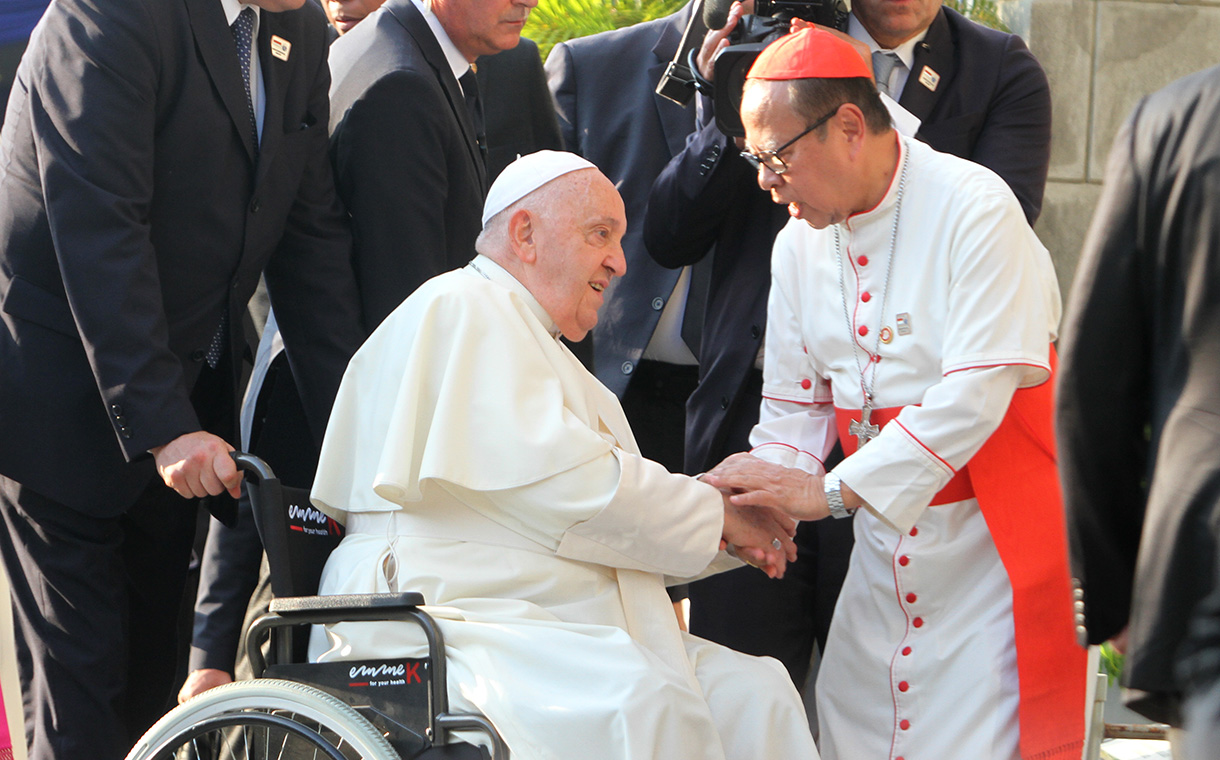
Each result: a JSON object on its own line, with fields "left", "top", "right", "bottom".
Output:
{"left": 746, "top": 26, "right": 871, "bottom": 81}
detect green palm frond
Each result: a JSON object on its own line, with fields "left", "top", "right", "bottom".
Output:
{"left": 1099, "top": 642, "right": 1125, "bottom": 685}
{"left": 525, "top": 0, "right": 1008, "bottom": 66}
{"left": 525, "top": 0, "right": 688, "bottom": 60}
{"left": 946, "top": 0, "right": 1008, "bottom": 32}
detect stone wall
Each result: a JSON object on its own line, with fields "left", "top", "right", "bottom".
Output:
{"left": 1026, "top": 0, "right": 1220, "bottom": 301}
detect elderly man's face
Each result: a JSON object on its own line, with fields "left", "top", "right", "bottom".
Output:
{"left": 741, "top": 81, "right": 854, "bottom": 229}
{"left": 527, "top": 172, "right": 627, "bottom": 342}
{"left": 852, "top": 0, "right": 942, "bottom": 48}
{"left": 324, "top": 0, "right": 386, "bottom": 34}
{"left": 431, "top": 0, "right": 537, "bottom": 61}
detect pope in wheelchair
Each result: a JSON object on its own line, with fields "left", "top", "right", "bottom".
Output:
{"left": 307, "top": 151, "right": 820, "bottom": 759}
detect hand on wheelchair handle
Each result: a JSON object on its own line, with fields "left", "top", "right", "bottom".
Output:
{"left": 151, "top": 430, "right": 243, "bottom": 500}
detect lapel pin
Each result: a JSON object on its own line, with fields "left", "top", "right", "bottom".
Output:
{"left": 918, "top": 65, "right": 940, "bottom": 92}
{"left": 880, "top": 326, "right": 894, "bottom": 344}
{"left": 896, "top": 312, "right": 912, "bottom": 336}
{"left": 270, "top": 35, "right": 291, "bottom": 62}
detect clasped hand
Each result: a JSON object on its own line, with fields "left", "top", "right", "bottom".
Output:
{"left": 704, "top": 452, "right": 831, "bottom": 522}
{"left": 718, "top": 492, "right": 798, "bottom": 578}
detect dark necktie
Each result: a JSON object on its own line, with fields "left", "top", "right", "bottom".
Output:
{"left": 208, "top": 7, "right": 258, "bottom": 370}
{"left": 232, "top": 6, "right": 260, "bottom": 163}
{"left": 458, "top": 68, "right": 488, "bottom": 164}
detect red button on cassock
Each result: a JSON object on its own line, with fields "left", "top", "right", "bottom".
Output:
{"left": 902, "top": 647, "right": 912, "bottom": 656}
{"left": 861, "top": 291, "right": 872, "bottom": 302}
{"left": 900, "top": 719, "right": 911, "bottom": 730}
{"left": 898, "top": 681, "right": 909, "bottom": 692}
{"left": 913, "top": 617, "right": 924, "bottom": 628}
{"left": 906, "top": 593, "right": 917, "bottom": 604}
{"left": 858, "top": 325, "right": 869, "bottom": 337}
{"left": 898, "top": 555, "right": 910, "bottom": 567}
{"left": 858, "top": 255, "right": 869, "bottom": 266}
{"left": 801, "top": 378, "right": 812, "bottom": 390}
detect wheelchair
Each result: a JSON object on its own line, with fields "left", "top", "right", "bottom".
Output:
{"left": 125, "top": 453, "right": 509, "bottom": 760}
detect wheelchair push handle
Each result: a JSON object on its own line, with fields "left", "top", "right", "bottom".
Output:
{"left": 231, "top": 450, "right": 277, "bottom": 482}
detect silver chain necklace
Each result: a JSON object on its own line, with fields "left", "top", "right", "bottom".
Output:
{"left": 834, "top": 146, "right": 908, "bottom": 448}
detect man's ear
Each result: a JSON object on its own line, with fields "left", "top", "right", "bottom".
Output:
{"left": 507, "top": 208, "right": 537, "bottom": 264}
{"left": 837, "top": 103, "right": 868, "bottom": 156}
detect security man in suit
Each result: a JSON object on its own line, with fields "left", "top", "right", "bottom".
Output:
{"left": 327, "top": 0, "right": 536, "bottom": 334}
{"left": 0, "top": 0, "right": 365, "bottom": 758}
{"left": 644, "top": 0, "right": 1051, "bottom": 687}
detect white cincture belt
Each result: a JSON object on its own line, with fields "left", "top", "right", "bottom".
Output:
{"left": 345, "top": 508, "right": 551, "bottom": 556}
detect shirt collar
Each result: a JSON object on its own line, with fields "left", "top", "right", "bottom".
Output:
{"left": 220, "top": 0, "right": 261, "bottom": 30}
{"left": 466, "top": 255, "right": 562, "bottom": 338}
{"left": 849, "top": 13, "right": 928, "bottom": 71}
{"left": 410, "top": 0, "right": 471, "bottom": 83}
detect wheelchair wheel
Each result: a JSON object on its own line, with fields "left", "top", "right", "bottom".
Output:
{"left": 126, "top": 679, "right": 400, "bottom": 760}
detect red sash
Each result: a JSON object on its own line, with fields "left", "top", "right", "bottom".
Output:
{"left": 834, "top": 350, "right": 1086, "bottom": 760}
{"left": 834, "top": 407, "right": 976, "bottom": 505}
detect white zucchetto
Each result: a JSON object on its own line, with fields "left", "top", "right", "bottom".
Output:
{"left": 481, "top": 150, "right": 598, "bottom": 226}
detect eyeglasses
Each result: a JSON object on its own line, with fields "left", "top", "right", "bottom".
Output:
{"left": 740, "top": 103, "right": 844, "bottom": 176}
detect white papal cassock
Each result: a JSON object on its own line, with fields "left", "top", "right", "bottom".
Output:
{"left": 307, "top": 256, "right": 818, "bottom": 760}
{"left": 752, "top": 136, "right": 1067, "bottom": 760}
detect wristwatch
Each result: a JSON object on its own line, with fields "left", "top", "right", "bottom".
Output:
{"left": 824, "top": 472, "right": 856, "bottom": 519}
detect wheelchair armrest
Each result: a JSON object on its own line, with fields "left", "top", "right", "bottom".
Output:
{"left": 269, "top": 592, "right": 425, "bottom": 616}
{"left": 246, "top": 591, "right": 456, "bottom": 742}
{"left": 248, "top": 594, "right": 445, "bottom": 685}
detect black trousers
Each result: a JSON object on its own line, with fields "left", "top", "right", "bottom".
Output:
{"left": 0, "top": 475, "right": 198, "bottom": 760}
{"left": 687, "top": 517, "right": 854, "bottom": 688}
{"left": 619, "top": 359, "right": 698, "bottom": 474}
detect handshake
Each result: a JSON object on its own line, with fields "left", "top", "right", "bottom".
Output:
{"left": 702, "top": 452, "right": 840, "bottom": 579}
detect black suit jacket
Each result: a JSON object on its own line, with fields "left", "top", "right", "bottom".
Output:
{"left": 645, "top": 6, "right": 1052, "bottom": 472}
{"left": 0, "top": 0, "right": 363, "bottom": 517}
{"left": 1057, "top": 64, "right": 1220, "bottom": 726}
{"left": 900, "top": 6, "right": 1051, "bottom": 223}
{"left": 328, "top": 0, "right": 487, "bottom": 332}
{"left": 477, "top": 37, "right": 563, "bottom": 182}
{"left": 545, "top": 4, "right": 697, "bottom": 396}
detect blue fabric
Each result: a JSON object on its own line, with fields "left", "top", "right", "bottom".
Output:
{"left": 0, "top": 1, "right": 50, "bottom": 46}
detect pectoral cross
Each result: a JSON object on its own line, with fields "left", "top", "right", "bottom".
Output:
{"left": 849, "top": 404, "right": 880, "bottom": 448}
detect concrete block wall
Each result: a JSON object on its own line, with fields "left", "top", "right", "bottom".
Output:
{"left": 1025, "top": 0, "right": 1220, "bottom": 300}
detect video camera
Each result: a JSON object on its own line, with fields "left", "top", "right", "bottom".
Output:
{"left": 710, "top": 0, "right": 851, "bottom": 137}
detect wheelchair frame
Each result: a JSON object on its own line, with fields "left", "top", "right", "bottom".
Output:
{"left": 125, "top": 453, "right": 509, "bottom": 760}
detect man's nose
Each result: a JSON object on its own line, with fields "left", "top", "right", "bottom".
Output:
{"left": 606, "top": 245, "right": 626, "bottom": 278}
{"left": 756, "top": 163, "right": 782, "bottom": 193}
